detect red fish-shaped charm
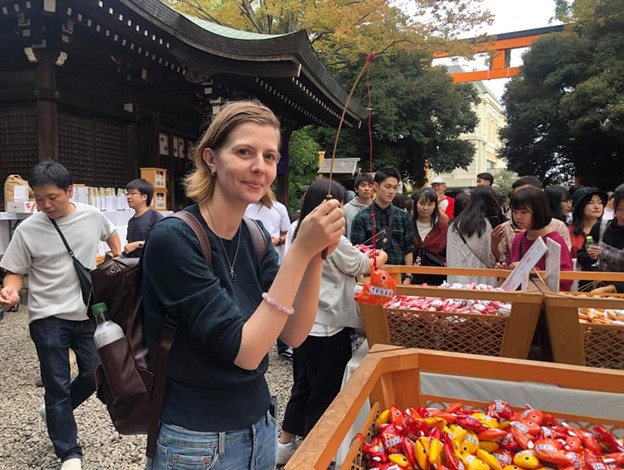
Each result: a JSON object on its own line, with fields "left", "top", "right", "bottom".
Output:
{"left": 355, "top": 269, "right": 396, "bottom": 305}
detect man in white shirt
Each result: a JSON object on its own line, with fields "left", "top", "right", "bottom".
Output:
{"left": 245, "top": 199, "right": 290, "bottom": 264}
{"left": 245, "top": 197, "right": 292, "bottom": 358}
{"left": 0, "top": 162, "right": 121, "bottom": 470}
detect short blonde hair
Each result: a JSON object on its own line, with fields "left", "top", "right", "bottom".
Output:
{"left": 184, "top": 100, "right": 281, "bottom": 206}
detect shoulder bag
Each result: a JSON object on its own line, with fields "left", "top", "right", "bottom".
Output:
{"left": 49, "top": 217, "right": 93, "bottom": 306}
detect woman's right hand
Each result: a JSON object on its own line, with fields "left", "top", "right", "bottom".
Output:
{"left": 587, "top": 245, "right": 603, "bottom": 260}
{"left": 293, "top": 199, "right": 344, "bottom": 259}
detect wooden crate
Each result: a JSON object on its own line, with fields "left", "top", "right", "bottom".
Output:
{"left": 151, "top": 190, "right": 168, "bottom": 211}
{"left": 534, "top": 275, "right": 624, "bottom": 369}
{"left": 140, "top": 167, "right": 167, "bottom": 189}
{"left": 381, "top": 265, "right": 516, "bottom": 286}
{"left": 360, "top": 270, "right": 543, "bottom": 359}
{"left": 286, "top": 346, "right": 624, "bottom": 470}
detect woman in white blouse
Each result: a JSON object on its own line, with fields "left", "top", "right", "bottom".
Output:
{"left": 447, "top": 186, "right": 506, "bottom": 286}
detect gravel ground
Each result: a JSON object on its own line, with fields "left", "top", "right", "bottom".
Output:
{"left": 0, "top": 306, "right": 295, "bottom": 470}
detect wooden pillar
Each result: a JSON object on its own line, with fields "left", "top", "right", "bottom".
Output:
{"left": 35, "top": 54, "right": 58, "bottom": 162}
{"left": 126, "top": 122, "right": 140, "bottom": 181}
{"left": 141, "top": 113, "right": 161, "bottom": 168}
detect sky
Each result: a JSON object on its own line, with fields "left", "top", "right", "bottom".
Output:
{"left": 432, "top": 0, "right": 562, "bottom": 98}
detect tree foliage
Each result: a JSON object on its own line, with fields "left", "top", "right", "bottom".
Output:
{"left": 491, "top": 169, "right": 518, "bottom": 205}
{"left": 167, "top": 0, "right": 492, "bottom": 66}
{"left": 287, "top": 126, "right": 319, "bottom": 214}
{"left": 167, "top": 0, "right": 489, "bottom": 185}
{"left": 500, "top": 0, "right": 624, "bottom": 190}
{"left": 309, "top": 54, "right": 480, "bottom": 185}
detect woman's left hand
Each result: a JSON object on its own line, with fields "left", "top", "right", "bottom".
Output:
{"left": 591, "top": 284, "right": 616, "bottom": 294}
{"left": 491, "top": 225, "right": 505, "bottom": 246}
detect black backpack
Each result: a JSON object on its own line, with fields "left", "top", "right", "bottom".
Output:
{"left": 91, "top": 211, "right": 268, "bottom": 458}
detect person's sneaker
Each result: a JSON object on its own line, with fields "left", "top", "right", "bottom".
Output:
{"left": 38, "top": 403, "right": 46, "bottom": 422}
{"left": 276, "top": 440, "right": 298, "bottom": 466}
{"left": 278, "top": 347, "right": 293, "bottom": 360}
{"left": 60, "top": 458, "right": 82, "bottom": 470}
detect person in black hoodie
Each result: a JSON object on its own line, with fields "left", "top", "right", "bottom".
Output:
{"left": 577, "top": 184, "right": 624, "bottom": 293}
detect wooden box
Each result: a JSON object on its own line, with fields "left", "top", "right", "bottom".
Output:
{"left": 534, "top": 273, "right": 624, "bottom": 369}
{"left": 140, "top": 167, "right": 167, "bottom": 190}
{"left": 151, "top": 190, "right": 168, "bottom": 211}
{"left": 286, "top": 346, "right": 624, "bottom": 470}
{"left": 360, "top": 268, "right": 543, "bottom": 359}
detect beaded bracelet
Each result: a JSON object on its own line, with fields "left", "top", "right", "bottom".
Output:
{"left": 262, "top": 292, "right": 295, "bottom": 316}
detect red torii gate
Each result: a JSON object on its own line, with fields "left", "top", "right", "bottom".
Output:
{"left": 434, "top": 25, "right": 565, "bottom": 82}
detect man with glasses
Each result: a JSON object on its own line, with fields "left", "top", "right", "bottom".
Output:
{"left": 123, "top": 179, "right": 163, "bottom": 258}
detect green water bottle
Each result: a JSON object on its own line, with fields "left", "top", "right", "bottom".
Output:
{"left": 585, "top": 235, "right": 595, "bottom": 249}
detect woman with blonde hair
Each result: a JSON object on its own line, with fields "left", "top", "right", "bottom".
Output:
{"left": 142, "top": 100, "right": 344, "bottom": 469}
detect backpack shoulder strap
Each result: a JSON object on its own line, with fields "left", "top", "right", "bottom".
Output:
{"left": 146, "top": 210, "right": 211, "bottom": 459}
{"left": 243, "top": 216, "right": 269, "bottom": 262}
{"left": 169, "top": 211, "right": 211, "bottom": 265}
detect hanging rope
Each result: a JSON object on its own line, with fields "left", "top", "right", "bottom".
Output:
{"left": 364, "top": 58, "right": 379, "bottom": 271}
{"left": 326, "top": 53, "right": 376, "bottom": 195}
{"left": 322, "top": 53, "right": 375, "bottom": 260}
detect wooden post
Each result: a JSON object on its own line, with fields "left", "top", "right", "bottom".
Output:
{"left": 35, "top": 54, "right": 58, "bottom": 162}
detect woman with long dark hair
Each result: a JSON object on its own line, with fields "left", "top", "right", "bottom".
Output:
{"left": 577, "top": 185, "right": 624, "bottom": 293}
{"left": 278, "top": 178, "right": 387, "bottom": 465}
{"left": 568, "top": 187, "right": 607, "bottom": 258}
{"left": 410, "top": 187, "right": 448, "bottom": 285}
{"left": 544, "top": 185, "right": 572, "bottom": 224}
{"left": 447, "top": 186, "right": 505, "bottom": 286}
{"left": 453, "top": 191, "right": 471, "bottom": 219}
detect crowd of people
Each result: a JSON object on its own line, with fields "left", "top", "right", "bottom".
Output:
{"left": 0, "top": 99, "right": 623, "bottom": 470}
{"left": 343, "top": 170, "right": 622, "bottom": 294}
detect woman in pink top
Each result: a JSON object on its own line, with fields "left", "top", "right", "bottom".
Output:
{"left": 510, "top": 187, "right": 573, "bottom": 291}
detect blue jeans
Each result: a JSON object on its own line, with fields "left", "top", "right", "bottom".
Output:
{"left": 147, "top": 403, "right": 277, "bottom": 470}
{"left": 29, "top": 316, "right": 99, "bottom": 462}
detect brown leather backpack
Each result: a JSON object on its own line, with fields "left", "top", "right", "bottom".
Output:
{"left": 91, "top": 211, "right": 268, "bottom": 458}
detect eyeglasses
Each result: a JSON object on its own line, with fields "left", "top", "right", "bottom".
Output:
{"left": 126, "top": 191, "right": 141, "bottom": 196}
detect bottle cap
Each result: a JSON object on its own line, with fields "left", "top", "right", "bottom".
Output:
{"left": 91, "top": 302, "right": 108, "bottom": 316}
{"left": 585, "top": 236, "right": 594, "bottom": 243}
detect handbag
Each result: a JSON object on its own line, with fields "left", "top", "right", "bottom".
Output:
{"left": 49, "top": 218, "right": 93, "bottom": 306}
{"left": 374, "top": 205, "right": 395, "bottom": 252}
{"left": 413, "top": 226, "right": 446, "bottom": 286}
{"left": 414, "top": 227, "right": 446, "bottom": 267}
{"left": 419, "top": 248, "right": 446, "bottom": 267}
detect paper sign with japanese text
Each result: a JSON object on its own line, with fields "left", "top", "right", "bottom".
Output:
{"left": 500, "top": 236, "right": 547, "bottom": 291}
{"left": 545, "top": 238, "right": 561, "bottom": 292}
